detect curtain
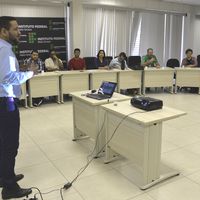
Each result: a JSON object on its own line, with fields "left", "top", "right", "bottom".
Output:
{"left": 164, "top": 14, "right": 183, "bottom": 64}
{"left": 139, "top": 12, "right": 165, "bottom": 66}
{"left": 83, "top": 7, "right": 140, "bottom": 57}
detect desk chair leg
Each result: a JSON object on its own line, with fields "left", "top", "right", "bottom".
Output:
{"left": 143, "top": 87, "right": 146, "bottom": 95}
{"left": 56, "top": 95, "right": 60, "bottom": 104}
{"left": 29, "top": 97, "right": 33, "bottom": 108}
{"left": 174, "top": 85, "right": 177, "bottom": 94}
{"left": 60, "top": 94, "right": 64, "bottom": 103}
{"left": 170, "top": 86, "right": 173, "bottom": 94}
{"left": 24, "top": 98, "right": 28, "bottom": 108}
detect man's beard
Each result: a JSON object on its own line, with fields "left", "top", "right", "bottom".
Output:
{"left": 8, "top": 32, "right": 20, "bottom": 45}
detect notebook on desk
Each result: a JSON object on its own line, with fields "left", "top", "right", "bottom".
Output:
{"left": 86, "top": 81, "right": 117, "bottom": 100}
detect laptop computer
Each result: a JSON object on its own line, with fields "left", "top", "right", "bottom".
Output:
{"left": 86, "top": 81, "right": 117, "bottom": 100}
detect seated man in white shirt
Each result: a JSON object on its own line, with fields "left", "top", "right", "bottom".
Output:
{"left": 109, "top": 52, "right": 130, "bottom": 70}
{"left": 45, "top": 49, "right": 64, "bottom": 71}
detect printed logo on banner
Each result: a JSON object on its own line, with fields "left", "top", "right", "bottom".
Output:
{"left": 15, "top": 17, "right": 67, "bottom": 68}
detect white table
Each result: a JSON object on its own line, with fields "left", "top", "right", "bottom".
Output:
{"left": 71, "top": 91, "right": 131, "bottom": 157}
{"left": 102, "top": 100, "right": 186, "bottom": 190}
{"left": 57, "top": 71, "right": 90, "bottom": 103}
{"left": 89, "top": 70, "right": 119, "bottom": 90}
{"left": 175, "top": 68, "right": 200, "bottom": 94}
{"left": 143, "top": 67, "right": 175, "bottom": 94}
{"left": 28, "top": 72, "right": 60, "bottom": 107}
{"left": 117, "top": 70, "right": 142, "bottom": 94}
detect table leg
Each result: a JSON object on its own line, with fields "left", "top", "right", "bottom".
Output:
{"left": 140, "top": 171, "right": 180, "bottom": 190}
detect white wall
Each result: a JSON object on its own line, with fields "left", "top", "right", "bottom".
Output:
{"left": 0, "top": 3, "right": 64, "bottom": 17}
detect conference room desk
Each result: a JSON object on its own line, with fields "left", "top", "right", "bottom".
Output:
{"left": 71, "top": 91, "right": 131, "bottom": 156}
{"left": 57, "top": 71, "right": 90, "bottom": 103}
{"left": 143, "top": 67, "right": 174, "bottom": 95}
{"left": 89, "top": 69, "right": 119, "bottom": 90}
{"left": 102, "top": 100, "right": 186, "bottom": 190}
{"left": 20, "top": 83, "right": 28, "bottom": 108}
{"left": 117, "top": 70, "right": 142, "bottom": 93}
{"left": 28, "top": 72, "right": 60, "bottom": 107}
{"left": 175, "top": 68, "right": 200, "bottom": 94}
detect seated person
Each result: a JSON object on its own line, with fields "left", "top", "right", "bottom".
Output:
{"left": 68, "top": 48, "right": 86, "bottom": 70}
{"left": 181, "top": 49, "right": 197, "bottom": 68}
{"left": 142, "top": 48, "right": 160, "bottom": 68}
{"left": 45, "top": 49, "right": 64, "bottom": 71}
{"left": 21, "top": 50, "right": 44, "bottom": 73}
{"left": 22, "top": 50, "right": 44, "bottom": 106}
{"left": 96, "top": 50, "right": 109, "bottom": 69}
{"left": 109, "top": 52, "right": 130, "bottom": 70}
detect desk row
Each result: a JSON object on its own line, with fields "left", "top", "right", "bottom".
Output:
{"left": 20, "top": 68, "right": 200, "bottom": 107}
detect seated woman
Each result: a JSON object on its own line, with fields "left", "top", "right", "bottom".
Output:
{"left": 95, "top": 50, "right": 109, "bottom": 69}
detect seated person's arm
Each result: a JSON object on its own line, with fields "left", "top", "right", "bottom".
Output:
{"left": 45, "top": 59, "right": 55, "bottom": 71}
{"left": 125, "top": 61, "right": 131, "bottom": 70}
{"left": 141, "top": 56, "right": 150, "bottom": 67}
{"left": 187, "top": 58, "right": 198, "bottom": 68}
{"left": 154, "top": 56, "right": 160, "bottom": 68}
{"left": 109, "top": 59, "right": 115, "bottom": 69}
{"left": 58, "top": 59, "right": 64, "bottom": 70}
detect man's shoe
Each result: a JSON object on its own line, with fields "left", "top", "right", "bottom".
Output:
{"left": 2, "top": 184, "right": 32, "bottom": 200}
{"left": 0, "top": 174, "right": 24, "bottom": 188}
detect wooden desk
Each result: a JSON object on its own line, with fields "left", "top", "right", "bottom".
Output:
{"left": 102, "top": 101, "right": 186, "bottom": 190}
{"left": 28, "top": 72, "right": 60, "bottom": 107}
{"left": 143, "top": 68, "right": 174, "bottom": 94}
{"left": 20, "top": 83, "right": 28, "bottom": 108}
{"left": 89, "top": 70, "right": 119, "bottom": 90}
{"left": 117, "top": 70, "right": 142, "bottom": 93}
{"left": 71, "top": 91, "right": 131, "bottom": 156}
{"left": 57, "top": 71, "right": 89, "bottom": 103}
{"left": 175, "top": 68, "right": 200, "bottom": 94}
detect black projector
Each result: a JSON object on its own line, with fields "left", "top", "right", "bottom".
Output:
{"left": 130, "top": 96, "right": 163, "bottom": 111}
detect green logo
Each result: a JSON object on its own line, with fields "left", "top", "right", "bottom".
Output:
{"left": 28, "top": 32, "right": 37, "bottom": 44}
{"left": 12, "top": 45, "right": 19, "bottom": 54}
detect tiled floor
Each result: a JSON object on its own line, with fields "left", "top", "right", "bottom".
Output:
{"left": 3, "top": 92, "right": 200, "bottom": 200}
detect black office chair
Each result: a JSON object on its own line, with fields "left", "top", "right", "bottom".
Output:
{"left": 127, "top": 56, "right": 141, "bottom": 70}
{"left": 166, "top": 58, "right": 180, "bottom": 68}
{"left": 197, "top": 55, "right": 200, "bottom": 67}
{"left": 83, "top": 57, "right": 97, "bottom": 70}
{"left": 105, "top": 56, "right": 113, "bottom": 65}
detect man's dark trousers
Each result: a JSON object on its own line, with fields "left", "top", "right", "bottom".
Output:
{"left": 0, "top": 98, "right": 19, "bottom": 188}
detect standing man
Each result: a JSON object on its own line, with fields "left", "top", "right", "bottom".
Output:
{"left": 0, "top": 16, "right": 37, "bottom": 199}
{"left": 142, "top": 48, "right": 160, "bottom": 68}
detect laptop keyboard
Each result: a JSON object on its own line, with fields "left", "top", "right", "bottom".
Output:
{"left": 86, "top": 93, "right": 110, "bottom": 100}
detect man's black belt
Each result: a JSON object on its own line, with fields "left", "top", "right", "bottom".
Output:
{"left": 0, "top": 97, "right": 18, "bottom": 103}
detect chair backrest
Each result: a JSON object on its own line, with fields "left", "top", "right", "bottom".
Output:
{"left": 166, "top": 58, "right": 180, "bottom": 68}
{"left": 197, "top": 55, "right": 200, "bottom": 67}
{"left": 83, "top": 57, "right": 97, "bottom": 69}
{"left": 105, "top": 56, "right": 113, "bottom": 65}
{"left": 127, "top": 56, "right": 141, "bottom": 68}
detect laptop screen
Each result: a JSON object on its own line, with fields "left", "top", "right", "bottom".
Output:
{"left": 98, "top": 81, "right": 117, "bottom": 96}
